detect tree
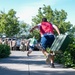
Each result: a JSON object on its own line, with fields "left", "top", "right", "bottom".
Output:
{"left": 0, "top": 9, "right": 20, "bottom": 37}
{"left": 18, "top": 21, "right": 30, "bottom": 38}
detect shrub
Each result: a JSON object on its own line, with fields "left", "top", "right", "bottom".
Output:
{"left": 55, "top": 34, "right": 75, "bottom": 68}
{"left": 0, "top": 44, "right": 11, "bottom": 58}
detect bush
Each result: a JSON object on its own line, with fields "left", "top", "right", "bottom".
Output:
{"left": 0, "top": 44, "right": 11, "bottom": 58}
{"left": 55, "top": 34, "right": 75, "bottom": 68}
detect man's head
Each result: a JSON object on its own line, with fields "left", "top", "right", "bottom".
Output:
{"left": 42, "top": 18, "right": 47, "bottom": 22}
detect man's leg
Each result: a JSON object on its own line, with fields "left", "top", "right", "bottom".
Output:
{"left": 41, "top": 49, "right": 55, "bottom": 67}
{"left": 39, "top": 45, "right": 55, "bottom": 68}
{"left": 27, "top": 50, "right": 32, "bottom": 56}
{"left": 42, "top": 50, "right": 48, "bottom": 57}
{"left": 46, "top": 51, "right": 55, "bottom": 68}
{"left": 27, "top": 46, "right": 33, "bottom": 56}
{"left": 40, "top": 35, "right": 55, "bottom": 68}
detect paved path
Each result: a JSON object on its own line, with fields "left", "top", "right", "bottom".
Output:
{"left": 0, "top": 51, "right": 75, "bottom": 75}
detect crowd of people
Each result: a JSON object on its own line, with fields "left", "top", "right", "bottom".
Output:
{"left": 0, "top": 38, "right": 30, "bottom": 51}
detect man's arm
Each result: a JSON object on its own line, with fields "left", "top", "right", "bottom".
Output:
{"left": 53, "top": 25, "right": 60, "bottom": 35}
{"left": 30, "top": 26, "right": 38, "bottom": 32}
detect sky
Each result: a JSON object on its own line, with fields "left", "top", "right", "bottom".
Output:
{"left": 0, "top": 0, "right": 75, "bottom": 25}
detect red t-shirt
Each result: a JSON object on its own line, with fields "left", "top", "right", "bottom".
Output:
{"left": 39, "top": 22, "right": 54, "bottom": 36}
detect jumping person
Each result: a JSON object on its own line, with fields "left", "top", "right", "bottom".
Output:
{"left": 30, "top": 18, "right": 60, "bottom": 68}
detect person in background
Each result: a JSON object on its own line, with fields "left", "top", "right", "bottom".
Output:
{"left": 11, "top": 39, "right": 16, "bottom": 50}
{"left": 4, "top": 38, "right": 8, "bottom": 45}
{"left": 30, "top": 18, "right": 60, "bottom": 68}
{"left": 20, "top": 39, "right": 26, "bottom": 51}
{"left": 27, "top": 36, "right": 37, "bottom": 56}
{"left": 16, "top": 39, "right": 20, "bottom": 50}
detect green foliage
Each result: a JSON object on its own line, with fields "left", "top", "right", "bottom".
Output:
{"left": 0, "top": 44, "right": 10, "bottom": 58}
{"left": 62, "top": 51, "right": 74, "bottom": 67}
{"left": 46, "top": 47, "right": 51, "bottom": 53}
{"left": 55, "top": 34, "right": 75, "bottom": 68}
{"left": 0, "top": 9, "right": 20, "bottom": 37}
{"left": 31, "top": 30, "right": 40, "bottom": 41}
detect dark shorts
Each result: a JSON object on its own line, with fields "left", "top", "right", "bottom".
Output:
{"left": 40, "top": 35, "right": 55, "bottom": 50}
{"left": 29, "top": 46, "right": 34, "bottom": 51}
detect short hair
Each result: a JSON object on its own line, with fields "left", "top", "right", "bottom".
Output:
{"left": 42, "top": 18, "right": 47, "bottom": 22}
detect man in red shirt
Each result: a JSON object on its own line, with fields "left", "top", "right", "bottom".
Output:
{"left": 30, "top": 18, "right": 60, "bottom": 68}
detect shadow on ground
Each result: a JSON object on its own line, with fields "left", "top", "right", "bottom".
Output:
{"left": 0, "top": 66, "right": 75, "bottom": 75}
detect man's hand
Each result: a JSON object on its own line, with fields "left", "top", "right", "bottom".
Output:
{"left": 30, "top": 29, "right": 33, "bottom": 33}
